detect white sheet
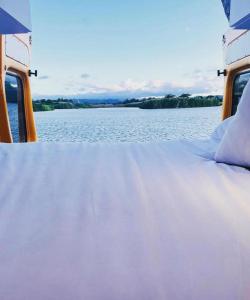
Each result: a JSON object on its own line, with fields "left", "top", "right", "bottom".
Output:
{"left": 0, "top": 138, "right": 249, "bottom": 300}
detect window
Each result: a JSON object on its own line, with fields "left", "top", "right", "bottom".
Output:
{"left": 232, "top": 71, "right": 250, "bottom": 115}
{"left": 5, "top": 73, "right": 27, "bottom": 142}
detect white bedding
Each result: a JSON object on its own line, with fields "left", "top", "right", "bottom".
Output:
{"left": 0, "top": 138, "right": 249, "bottom": 300}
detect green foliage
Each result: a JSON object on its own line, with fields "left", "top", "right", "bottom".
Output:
{"left": 165, "top": 94, "right": 176, "bottom": 99}
{"left": 137, "top": 95, "right": 222, "bottom": 110}
{"left": 32, "top": 95, "right": 223, "bottom": 112}
{"left": 32, "top": 99, "right": 91, "bottom": 112}
{"left": 33, "top": 103, "right": 54, "bottom": 112}
{"left": 54, "top": 102, "right": 74, "bottom": 110}
{"left": 179, "top": 93, "right": 191, "bottom": 98}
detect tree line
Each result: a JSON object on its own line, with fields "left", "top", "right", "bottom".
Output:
{"left": 33, "top": 94, "right": 223, "bottom": 112}
{"left": 122, "top": 94, "right": 222, "bottom": 109}
{"left": 33, "top": 99, "right": 91, "bottom": 112}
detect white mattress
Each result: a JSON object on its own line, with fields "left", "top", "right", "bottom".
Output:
{"left": 0, "top": 138, "right": 249, "bottom": 299}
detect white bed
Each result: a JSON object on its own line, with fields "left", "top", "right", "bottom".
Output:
{"left": 0, "top": 136, "right": 249, "bottom": 299}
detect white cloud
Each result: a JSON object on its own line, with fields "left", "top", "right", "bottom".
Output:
{"left": 74, "top": 75, "right": 223, "bottom": 98}
{"left": 38, "top": 75, "right": 49, "bottom": 80}
{"left": 81, "top": 73, "right": 91, "bottom": 79}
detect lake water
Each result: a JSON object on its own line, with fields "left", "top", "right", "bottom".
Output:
{"left": 35, "top": 107, "right": 221, "bottom": 143}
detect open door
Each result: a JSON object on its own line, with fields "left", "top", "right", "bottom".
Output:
{"left": 0, "top": 0, "right": 36, "bottom": 143}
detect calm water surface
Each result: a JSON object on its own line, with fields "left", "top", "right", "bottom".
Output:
{"left": 35, "top": 107, "right": 221, "bottom": 143}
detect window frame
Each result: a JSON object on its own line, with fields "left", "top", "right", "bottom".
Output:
{"left": 222, "top": 62, "right": 250, "bottom": 120}
{"left": 231, "top": 69, "right": 250, "bottom": 116}
{"left": 5, "top": 72, "right": 27, "bottom": 143}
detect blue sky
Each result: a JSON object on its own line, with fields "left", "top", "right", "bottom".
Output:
{"left": 30, "top": 0, "right": 228, "bottom": 99}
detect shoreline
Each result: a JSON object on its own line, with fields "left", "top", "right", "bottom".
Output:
{"left": 33, "top": 96, "right": 222, "bottom": 112}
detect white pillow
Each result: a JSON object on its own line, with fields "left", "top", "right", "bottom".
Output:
{"left": 215, "top": 80, "right": 250, "bottom": 167}
{"left": 211, "top": 116, "right": 233, "bottom": 142}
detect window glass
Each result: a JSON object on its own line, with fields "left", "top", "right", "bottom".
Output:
{"left": 232, "top": 71, "right": 250, "bottom": 115}
{"left": 5, "top": 74, "right": 27, "bottom": 142}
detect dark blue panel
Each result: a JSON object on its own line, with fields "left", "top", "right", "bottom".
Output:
{"left": 0, "top": 7, "right": 30, "bottom": 34}
{"left": 232, "top": 13, "right": 250, "bottom": 29}
{"left": 221, "top": 0, "right": 231, "bottom": 20}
